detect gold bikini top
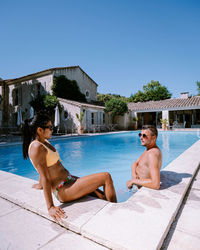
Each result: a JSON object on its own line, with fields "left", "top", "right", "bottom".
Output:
{"left": 28, "top": 140, "right": 61, "bottom": 169}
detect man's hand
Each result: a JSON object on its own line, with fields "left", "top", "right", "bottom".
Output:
{"left": 32, "top": 183, "right": 43, "bottom": 190}
{"left": 48, "top": 206, "right": 67, "bottom": 222}
{"left": 126, "top": 180, "right": 133, "bottom": 189}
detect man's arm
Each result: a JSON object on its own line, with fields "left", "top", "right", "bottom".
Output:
{"left": 131, "top": 158, "right": 140, "bottom": 179}
{"left": 126, "top": 156, "right": 141, "bottom": 188}
{"left": 127, "top": 151, "right": 160, "bottom": 190}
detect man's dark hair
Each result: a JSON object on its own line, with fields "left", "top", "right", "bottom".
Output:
{"left": 142, "top": 125, "right": 158, "bottom": 138}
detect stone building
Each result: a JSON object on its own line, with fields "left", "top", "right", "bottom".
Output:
{"left": 0, "top": 66, "right": 110, "bottom": 133}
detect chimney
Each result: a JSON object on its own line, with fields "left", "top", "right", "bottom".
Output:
{"left": 180, "top": 92, "right": 189, "bottom": 99}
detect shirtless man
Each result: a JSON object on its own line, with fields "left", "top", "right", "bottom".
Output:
{"left": 126, "top": 125, "right": 162, "bottom": 190}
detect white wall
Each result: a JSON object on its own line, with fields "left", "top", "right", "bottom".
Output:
{"left": 162, "top": 110, "right": 169, "bottom": 121}
{"left": 59, "top": 101, "right": 81, "bottom": 133}
{"left": 115, "top": 112, "right": 131, "bottom": 129}
{"left": 36, "top": 74, "right": 53, "bottom": 94}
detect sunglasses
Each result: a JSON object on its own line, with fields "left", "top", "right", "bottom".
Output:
{"left": 138, "top": 133, "right": 148, "bottom": 139}
{"left": 41, "top": 125, "right": 54, "bottom": 130}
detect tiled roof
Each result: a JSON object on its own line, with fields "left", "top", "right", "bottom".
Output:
{"left": 128, "top": 96, "right": 200, "bottom": 111}
{"left": 3, "top": 66, "right": 98, "bottom": 86}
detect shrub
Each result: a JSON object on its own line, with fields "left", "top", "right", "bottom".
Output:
{"left": 105, "top": 98, "right": 128, "bottom": 117}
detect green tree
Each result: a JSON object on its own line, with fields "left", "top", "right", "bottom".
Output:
{"left": 52, "top": 75, "right": 86, "bottom": 102}
{"left": 196, "top": 81, "right": 200, "bottom": 95}
{"left": 130, "top": 80, "right": 172, "bottom": 102}
{"left": 97, "top": 93, "right": 113, "bottom": 104}
{"left": 30, "top": 94, "right": 58, "bottom": 115}
{"left": 129, "top": 90, "right": 146, "bottom": 102}
{"left": 97, "top": 93, "right": 129, "bottom": 104}
{"left": 105, "top": 98, "right": 128, "bottom": 123}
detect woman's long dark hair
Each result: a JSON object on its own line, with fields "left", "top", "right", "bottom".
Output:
{"left": 22, "top": 112, "right": 51, "bottom": 159}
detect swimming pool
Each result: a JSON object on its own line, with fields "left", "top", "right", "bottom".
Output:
{"left": 0, "top": 131, "right": 199, "bottom": 202}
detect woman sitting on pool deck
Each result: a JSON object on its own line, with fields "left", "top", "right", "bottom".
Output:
{"left": 22, "top": 112, "right": 117, "bottom": 222}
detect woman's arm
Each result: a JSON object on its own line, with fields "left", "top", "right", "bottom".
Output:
{"left": 30, "top": 143, "right": 66, "bottom": 221}
{"left": 32, "top": 175, "right": 43, "bottom": 189}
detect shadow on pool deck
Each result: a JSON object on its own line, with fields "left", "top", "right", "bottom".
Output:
{"left": 160, "top": 171, "right": 192, "bottom": 190}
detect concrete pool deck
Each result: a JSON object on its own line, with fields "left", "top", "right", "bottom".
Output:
{"left": 0, "top": 138, "right": 199, "bottom": 249}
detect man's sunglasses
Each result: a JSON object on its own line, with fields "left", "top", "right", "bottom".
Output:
{"left": 41, "top": 125, "right": 54, "bottom": 130}
{"left": 138, "top": 133, "right": 148, "bottom": 139}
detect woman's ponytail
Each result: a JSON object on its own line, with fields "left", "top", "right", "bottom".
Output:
{"left": 22, "top": 119, "right": 33, "bottom": 159}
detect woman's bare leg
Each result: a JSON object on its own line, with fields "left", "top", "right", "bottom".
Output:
{"left": 70, "top": 174, "right": 106, "bottom": 199}
{"left": 58, "top": 172, "right": 117, "bottom": 203}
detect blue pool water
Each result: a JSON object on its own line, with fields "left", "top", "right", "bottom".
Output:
{"left": 0, "top": 131, "right": 199, "bottom": 202}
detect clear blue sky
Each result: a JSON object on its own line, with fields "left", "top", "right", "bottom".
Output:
{"left": 0, "top": 0, "right": 200, "bottom": 98}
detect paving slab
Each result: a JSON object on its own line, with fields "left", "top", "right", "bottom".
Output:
{"left": 184, "top": 188, "right": 200, "bottom": 208}
{"left": 173, "top": 203, "right": 200, "bottom": 238}
{"left": 40, "top": 230, "right": 108, "bottom": 250}
{"left": 0, "top": 198, "right": 108, "bottom": 250}
{"left": 160, "top": 170, "right": 191, "bottom": 195}
{"left": 0, "top": 170, "right": 17, "bottom": 181}
{"left": 0, "top": 198, "right": 20, "bottom": 216}
{"left": 0, "top": 200, "right": 65, "bottom": 250}
{"left": 161, "top": 141, "right": 200, "bottom": 175}
{"left": 58, "top": 196, "right": 108, "bottom": 233}
{"left": 165, "top": 228, "right": 200, "bottom": 250}
{"left": 192, "top": 171, "right": 200, "bottom": 190}
{"left": 81, "top": 187, "right": 183, "bottom": 250}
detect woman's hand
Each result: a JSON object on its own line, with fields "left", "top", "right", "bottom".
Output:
{"left": 48, "top": 206, "right": 67, "bottom": 222}
{"left": 32, "top": 183, "right": 43, "bottom": 190}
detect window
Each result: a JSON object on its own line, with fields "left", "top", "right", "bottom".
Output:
{"left": 13, "top": 87, "right": 22, "bottom": 105}
{"left": 14, "top": 88, "right": 18, "bottom": 105}
{"left": 63, "top": 111, "right": 68, "bottom": 119}
{"left": 36, "top": 83, "right": 41, "bottom": 96}
{"left": 85, "top": 90, "right": 90, "bottom": 99}
{"left": 91, "top": 112, "right": 94, "bottom": 124}
{"left": 103, "top": 113, "right": 105, "bottom": 124}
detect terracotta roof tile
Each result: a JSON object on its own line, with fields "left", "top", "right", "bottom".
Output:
{"left": 128, "top": 96, "right": 200, "bottom": 111}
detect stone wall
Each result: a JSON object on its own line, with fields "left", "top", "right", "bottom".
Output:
{"left": 7, "top": 74, "right": 53, "bottom": 126}
{"left": 53, "top": 67, "right": 97, "bottom": 102}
